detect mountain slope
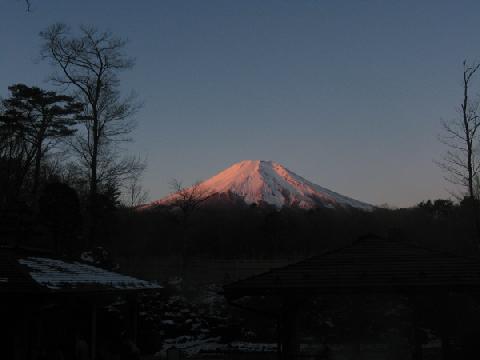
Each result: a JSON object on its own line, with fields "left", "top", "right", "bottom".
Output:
{"left": 147, "top": 160, "right": 373, "bottom": 210}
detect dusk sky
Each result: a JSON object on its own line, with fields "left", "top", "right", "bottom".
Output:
{"left": 2, "top": 0, "right": 480, "bottom": 207}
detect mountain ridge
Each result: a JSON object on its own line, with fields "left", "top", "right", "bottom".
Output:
{"left": 145, "top": 160, "right": 373, "bottom": 210}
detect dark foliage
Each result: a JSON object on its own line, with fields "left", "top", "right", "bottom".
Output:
{"left": 0, "top": 84, "right": 81, "bottom": 205}
{"left": 110, "top": 201, "right": 478, "bottom": 260}
{"left": 38, "top": 182, "right": 81, "bottom": 254}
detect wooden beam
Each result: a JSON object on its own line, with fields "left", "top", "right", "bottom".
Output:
{"left": 91, "top": 303, "right": 97, "bottom": 360}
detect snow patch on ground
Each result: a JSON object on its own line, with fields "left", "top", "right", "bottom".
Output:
{"left": 157, "top": 338, "right": 277, "bottom": 357}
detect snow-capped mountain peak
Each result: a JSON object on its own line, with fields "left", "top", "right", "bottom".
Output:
{"left": 146, "top": 160, "right": 372, "bottom": 210}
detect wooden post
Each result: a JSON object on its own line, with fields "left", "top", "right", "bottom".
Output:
{"left": 276, "top": 318, "right": 282, "bottom": 360}
{"left": 130, "top": 294, "right": 138, "bottom": 345}
{"left": 279, "top": 297, "right": 299, "bottom": 360}
{"left": 440, "top": 332, "right": 451, "bottom": 360}
{"left": 409, "top": 294, "right": 423, "bottom": 360}
{"left": 412, "top": 317, "right": 423, "bottom": 360}
{"left": 91, "top": 303, "right": 97, "bottom": 360}
{"left": 440, "top": 292, "right": 455, "bottom": 360}
{"left": 125, "top": 294, "right": 138, "bottom": 343}
{"left": 25, "top": 304, "right": 34, "bottom": 360}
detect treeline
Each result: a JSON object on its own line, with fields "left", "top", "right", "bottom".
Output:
{"left": 109, "top": 199, "right": 479, "bottom": 259}
{"left": 0, "top": 24, "right": 145, "bottom": 255}
{"left": 2, "top": 24, "right": 479, "bottom": 263}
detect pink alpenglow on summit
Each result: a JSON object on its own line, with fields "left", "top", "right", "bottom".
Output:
{"left": 148, "top": 160, "right": 373, "bottom": 210}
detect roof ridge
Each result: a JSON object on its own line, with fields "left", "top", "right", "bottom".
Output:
{"left": 223, "top": 234, "right": 480, "bottom": 296}
{"left": 316, "top": 234, "right": 480, "bottom": 263}
{"left": 376, "top": 235, "right": 480, "bottom": 262}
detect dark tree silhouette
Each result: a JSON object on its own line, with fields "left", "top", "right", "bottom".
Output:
{"left": 40, "top": 23, "right": 140, "bottom": 245}
{"left": 438, "top": 60, "right": 480, "bottom": 243}
{"left": 168, "top": 179, "right": 213, "bottom": 275}
{"left": 123, "top": 171, "right": 149, "bottom": 208}
{"left": 0, "top": 103, "right": 33, "bottom": 206}
{"left": 39, "top": 182, "right": 81, "bottom": 254}
{"left": 169, "top": 179, "right": 213, "bottom": 225}
{"left": 1, "top": 84, "right": 82, "bottom": 198}
{"left": 438, "top": 60, "right": 480, "bottom": 199}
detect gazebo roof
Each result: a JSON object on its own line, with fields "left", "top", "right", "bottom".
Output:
{"left": 0, "top": 247, "right": 162, "bottom": 295}
{"left": 224, "top": 235, "right": 480, "bottom": 299}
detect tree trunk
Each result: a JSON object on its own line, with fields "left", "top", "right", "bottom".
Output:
{"left": 32, "top": 142, "right": 42, "bottom": 200}
{"left": 88, "top": 112, "right": 99, "bottom": 249}
{"left": 462, "top": 66, "right": 480, "bottom": 245}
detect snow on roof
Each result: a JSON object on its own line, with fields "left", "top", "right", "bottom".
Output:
{"left": 18, "top": 256, "right": 161, "bottom": 291}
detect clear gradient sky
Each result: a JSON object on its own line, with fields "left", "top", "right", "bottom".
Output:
{"left": 1, "top": 0, "right": 480, "bottom": 207}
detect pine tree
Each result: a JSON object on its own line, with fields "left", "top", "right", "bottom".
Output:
{"left": 1, "top": 84, "right": 82, "bottom": 198}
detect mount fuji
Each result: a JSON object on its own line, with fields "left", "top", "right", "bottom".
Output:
{"left": 146, "top": 160, "right": 373, "bottom": 210}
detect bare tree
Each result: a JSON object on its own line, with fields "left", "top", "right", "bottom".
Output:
{"left": 123, "top": 172, "right": 149, "bottom": 208}
{"left": 169, "top": 179, "right": 213, "bottom": 223}
{"left": 97, "top": 153, "right": 147, "bottom": 207}
{"left": 438, "top": 60, "right": 480, "bottom": 243}
{"left": 168, "top": 179, "right": 213, "bottom": 277}
{"left": 40, "top": 23, "right": 140, "bottom": 245}
{"left": 438, "top": 60, "right": 480, "bottom": 199}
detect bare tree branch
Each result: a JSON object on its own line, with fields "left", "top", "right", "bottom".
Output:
{"left": 438, "top": 60, "right": 480, "bottom": 199}
{"left": 168, "top": 179, "right": 214, "bottom": 220}
{"left": 40, "top": 23, "right": 140, "bottom": 246}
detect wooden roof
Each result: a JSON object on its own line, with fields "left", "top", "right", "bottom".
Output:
{"left": 223, "top": 235, "right": 480, "bottom": 299}
{"left": 0, "top": 249, "right": 41, "bottom": 294}
{"left": 0, "top": 248, "right": 162, "bottom": 295}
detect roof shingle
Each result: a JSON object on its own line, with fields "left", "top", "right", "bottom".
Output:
{"left": 0, "top": 248, "right": 161, "bottom": 294}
